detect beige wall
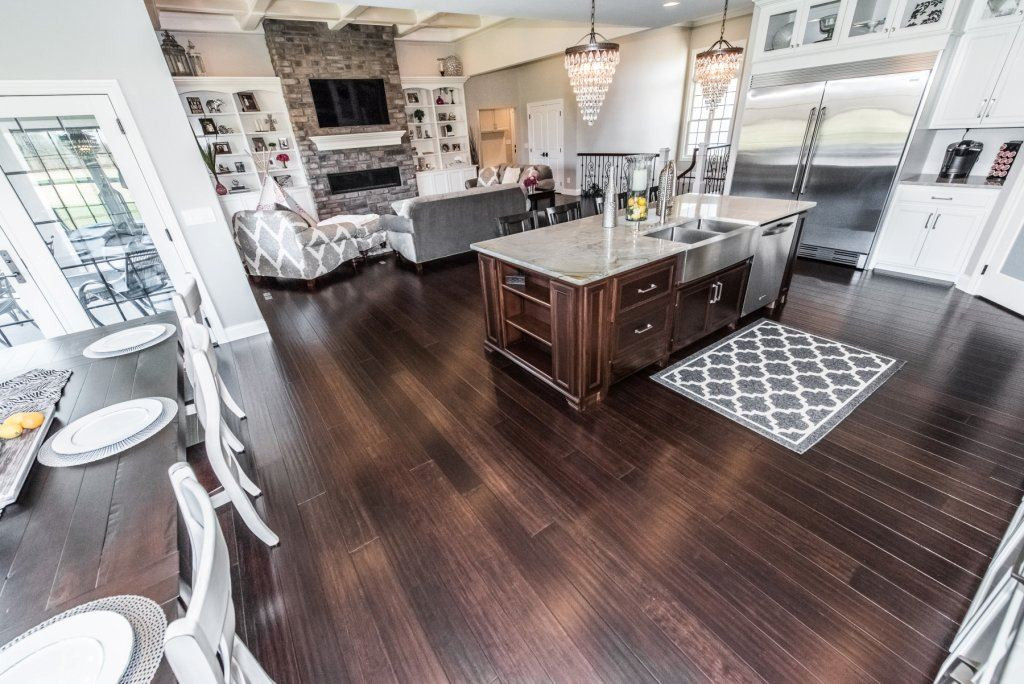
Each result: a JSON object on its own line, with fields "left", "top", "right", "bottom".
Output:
{"left": 162, "top": 31, "right": 275, "bottom": 77}
{"left": 395, "top": 41, "right": 454, "bottom": 77}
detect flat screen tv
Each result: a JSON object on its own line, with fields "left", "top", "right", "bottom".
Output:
{"left": 309, "top": 78, "right": 390, "bottom": 128}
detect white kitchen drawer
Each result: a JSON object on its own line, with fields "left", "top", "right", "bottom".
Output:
{"left": 895, "top": 183, "right": 999, "bottom": 209}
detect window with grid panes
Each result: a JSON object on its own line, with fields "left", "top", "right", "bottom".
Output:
{"left": 684, "top": 76, "right": 738, "bottom": 155}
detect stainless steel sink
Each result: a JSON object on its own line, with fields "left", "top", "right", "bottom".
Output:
{"left": 643, "top": 219, "right": 758, "bottom": 284}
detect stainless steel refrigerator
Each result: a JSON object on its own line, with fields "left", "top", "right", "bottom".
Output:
{"left": 730, "top": 56, "right": 934, "bottom": 268}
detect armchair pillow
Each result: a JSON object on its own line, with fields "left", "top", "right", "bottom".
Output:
{"left": 501, "top": 166, "right": 521, "bottom": 184}
{"left": 478, "top": 166, "right": 503, "bottom": 187}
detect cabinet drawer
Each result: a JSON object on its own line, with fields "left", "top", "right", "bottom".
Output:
{"left": 614, "top": 299, "right": 671, "bottom": 360}
{"left": 616, "top": 262, "right": 673, "bottom": 312}
{"left": 896, "top": 184, "right": 998, "bottom": 209}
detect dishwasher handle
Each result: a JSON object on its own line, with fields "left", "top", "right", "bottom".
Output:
{"left": 761, "top": 221, "right": 795, "bottom": 236}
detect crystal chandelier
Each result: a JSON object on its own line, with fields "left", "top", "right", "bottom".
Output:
{"left": 565, "top": 0, "right": 620, "bottom": 126}
{"left": 694, "top": 0, "right": 744, "bottom": 109}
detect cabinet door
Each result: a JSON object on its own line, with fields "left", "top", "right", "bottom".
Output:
{"left": 672, "top": 281, "right": 713, "bottom": 352}
{"left": 707, "top": 263, "right": 750, "bottom": 333}
{"left": 915, "top": 207, "right": 984, "bottom": 276}
{"left": 478, "top": 109, "right": 495, "bottom": 131}
{"left": 984, "top": 26, "right": 1024, "bottom": 127}
{"left": 967, "top": 0, "right": 1024, "bottom": 28}
{"left": 892, "top": 0, "right": 957, "bottom": 36}
{"left": 873, "top": 200, "right": 934, "bottom": 268}
{"left": 930, "top": 26, "right": 1016, "bottom": 129}
{"left": 839, "top": 0, "right": 898, "bottom": 45}
{"left": 755, "top": 1, "right": 805, "bottom": 59}
{"left": 798, "top": 0, "right": 845, "bottom": 52}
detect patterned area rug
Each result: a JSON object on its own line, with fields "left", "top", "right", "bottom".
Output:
{"left": 652, "top": 320, "right": 903, "bottom": 453}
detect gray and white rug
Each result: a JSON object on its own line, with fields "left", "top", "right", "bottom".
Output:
{"left": 652, "top": 320, "right": 903, "bottom": 453}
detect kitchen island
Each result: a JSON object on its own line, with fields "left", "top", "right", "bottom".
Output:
{"left": 472, "top": 193, "right": 815, "bottom": 410}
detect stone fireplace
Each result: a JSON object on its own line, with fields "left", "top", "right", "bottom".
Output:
{"left": 262, "top": 20, "right": 417, "bottom": 217}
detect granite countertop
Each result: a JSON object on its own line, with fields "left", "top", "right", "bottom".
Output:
{"left": 900, "top": 174, "right": 1003, "bottom": 190}
{"left": 471, "top": 193, "right": 815, "bottom": 286}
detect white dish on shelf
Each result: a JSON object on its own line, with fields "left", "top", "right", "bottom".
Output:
{"left": 51, "top": 398, "right": 163, "bottom": 456}
{"left": 0, "top": 611, "right": 133, "bottom": 684}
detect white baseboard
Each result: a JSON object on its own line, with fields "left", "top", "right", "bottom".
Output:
{"left": 222, "top": 318, "right": 269, "bottom": 342}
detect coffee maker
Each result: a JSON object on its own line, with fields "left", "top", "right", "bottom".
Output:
{"left": 939, "top": 140, "right": 984, "bottom": 180}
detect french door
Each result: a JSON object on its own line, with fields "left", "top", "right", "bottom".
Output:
{"left": 0, "top": 94, "right": 183, "bottom": 347}
{"left": 978, "top": 217, "right": 1024, "bottom": 315}
{"left": 527, "top": 100, "right": 564, "bottom": 192}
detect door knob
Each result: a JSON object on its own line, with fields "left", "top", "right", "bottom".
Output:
{"left": 0, "top": 250, "right": 25, "bottom": 284}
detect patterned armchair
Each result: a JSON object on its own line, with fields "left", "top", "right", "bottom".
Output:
{"left": 231, "top": 210, "right": 385, "bottom": 282}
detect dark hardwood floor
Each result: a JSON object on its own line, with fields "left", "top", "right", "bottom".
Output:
{"left": 210, "top": 255, "right": 1024, "bottom": 683}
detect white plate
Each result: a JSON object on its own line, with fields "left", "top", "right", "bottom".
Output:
{"left": 51, "top": 398, "right": 163, "bottom": 456}
{"left": 0, "top": 611, "right": 133, "bottom": 684}
{"left": 86, "top": 325, "right": 166, "bottom": 355}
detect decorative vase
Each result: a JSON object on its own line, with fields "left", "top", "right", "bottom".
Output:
{"left": 441, "top": 55, "right": 464, "bottom": 77}
{"left": 436, "top": 96, "right": 445, "bottom": 105}
{"left": 602, "top": 171, "right": 618, "bottom": 230}
{"left": 215, "top": 180, "right": 228, "bottom": 196}
{"left": 624, "top": 154, "right": 657, "bottom": 225}
{"left": 657, "top": 160, "right": 676, "bottom": 222}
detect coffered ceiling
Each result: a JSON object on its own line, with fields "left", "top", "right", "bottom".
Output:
{"left": 150, "top": 0, "right": 752, "bottom": 40}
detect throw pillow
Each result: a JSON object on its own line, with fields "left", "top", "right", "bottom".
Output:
{"left": 255, "top": 175, "right": 317, "bottom": 227}
{"left": 478, "top": 166, "right": 501, "bottom": 186}
{"left": 501, "top": 166, "right": 521, "bottom": 185}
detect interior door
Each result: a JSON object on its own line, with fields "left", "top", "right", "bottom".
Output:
{"left": 798, "top": 70, "right": 928, "bottom": 255}
{"left": 0, "top": 94, "right": 182, "bottom": 336}
{"left": 978, "top": 216, "right": 1024, "bottom": 315}
{"left": 527, "top": 101, "right": 564, "bottom": 191}
{"left": 729, "top": 81, "right": 826, "bottom": 199}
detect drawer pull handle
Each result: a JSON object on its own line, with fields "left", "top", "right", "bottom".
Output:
{"left": 931, "top": 196, "right": 953, "bottom": 201}
{"left": 636, "top": 283, "right": 658, "bottom": 294}
{"left": 634, "top": 323, "right": 654, "bottom": 335}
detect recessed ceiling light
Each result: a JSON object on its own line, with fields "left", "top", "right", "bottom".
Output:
{"left": 663, "top": 1, "right": 680, "bottom": 5}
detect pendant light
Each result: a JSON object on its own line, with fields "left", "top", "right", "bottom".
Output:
{"left": 693, "top": 0, "right": 743, "bottom": 108}
{"left": 564, "top": 0, "right": 620, "bottom": 126}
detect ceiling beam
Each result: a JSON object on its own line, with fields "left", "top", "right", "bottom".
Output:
{"left": 326, "top": 4, "right": 365, "bottom": 31}
{"left": 236, "top": 0, "right": 274, "bottom": 30}
{"left": 396, "top": 12, "right": 481, "bottom": 38}
{"left": 155, "top": 0, "right": 246, "bottom": 16}
{"left": 144, "top": 0, "right": 162, "bottom": 29}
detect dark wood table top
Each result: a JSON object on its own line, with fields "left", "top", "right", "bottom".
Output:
{"left": 0, "top": 313, "right": 184, "bottom": 653}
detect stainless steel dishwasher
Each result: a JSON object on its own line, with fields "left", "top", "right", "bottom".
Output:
{"left": 742, "top": 217, "right": 801, "bottom": 316}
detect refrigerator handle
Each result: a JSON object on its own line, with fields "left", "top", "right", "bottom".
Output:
{"left": 791, "top": 107, "right": 818, "bottom": 194}
{"left": 800, "top": 106, "right": 828, "bottom": 194}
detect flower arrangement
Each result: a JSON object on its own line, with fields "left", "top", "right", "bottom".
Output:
{"left": 275, "top": 153, "right": 290, "bottom": 169}
{"left": 522, "top": 170, "right": 539, "bottom": 191}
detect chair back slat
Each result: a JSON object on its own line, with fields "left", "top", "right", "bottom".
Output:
{"left": 545, "top": 202, "right": 582, "bottom": 225}
{"left": 173, "top": 275, "right": 204, "bottom": 329}
{"left": 166, "top": 464, "right": 235, "bottom": 684}
{"left": 496, "top": 211, "right": 538, "bottom": 236}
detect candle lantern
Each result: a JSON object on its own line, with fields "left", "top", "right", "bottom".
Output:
{"left": 160, "top": 31, "right": 194, "bottom": 77}
{"left": 624, "top": 154, "right": 657, "bottom": 224}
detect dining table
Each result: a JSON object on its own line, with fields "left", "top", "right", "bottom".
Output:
{"left": 0, "top": 312, "right": 183, "bottom": 682}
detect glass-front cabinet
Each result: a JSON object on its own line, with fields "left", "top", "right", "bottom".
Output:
{"left": 802, "top": 1, "right": 844, "bottom": 46}
{"left": 759, "top": 1, "right": 803, "bottom": 54}
{"left": 968, "top": 0, "right": 1024, "bottom": 28}
{"left": 843, "top": 0, "right": 895, "bottom": 39}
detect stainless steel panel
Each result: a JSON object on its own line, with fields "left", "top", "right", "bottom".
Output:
{"left": 730, "top": 81, "right": 827, "bottom": 201}
{"left": 677, "top": 227, "right": 758, "bottom": 284}
{"left": 742, "top": 218, "right": 800, "bottom": 316}
{"left": 798, "top": 71, "right": 928, "bottom": 254}
{"left": 748, "top": 52, "right": 938, "bottom": 89}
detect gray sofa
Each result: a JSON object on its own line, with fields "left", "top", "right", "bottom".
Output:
{"left": 384, "top": 184, "right": 528, "bottom": 271}
{"left": 465, "top": 164, "right": 555, "bottom": 191}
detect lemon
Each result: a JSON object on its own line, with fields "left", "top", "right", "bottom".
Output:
{"left": 18, "top": 412, "right": 44, "bottom": 429}
{"left": 0, "top": 423, "right": 23, "bottom": 439}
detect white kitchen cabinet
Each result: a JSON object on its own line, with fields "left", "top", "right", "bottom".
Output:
{"left": 753, "top": 0, "right": 959, "bottom": 63}
{"left": 872, "top": 184, "right": 996, "bottom": 281}
{"left": 930, "top": 24, "right": 1024, "bottom": 128}
{"left": 966, "top": 0, "right": 1024, "bottom": 29}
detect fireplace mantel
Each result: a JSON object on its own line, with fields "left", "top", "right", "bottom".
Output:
{"left": 309, "top": 130, "right": 407, "bottom": 151}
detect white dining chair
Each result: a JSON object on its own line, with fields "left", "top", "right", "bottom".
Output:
{"left": 190, "top": 342, "right": 279, "bottom": 547}
{"left": 181, "top": 319, "right": 247, "bottom": 455}
{"left": 173, "top": 275, "right": 247, "bottom": 422}
{"left": 165, "top": 463, "right": 276, "bottom": 684}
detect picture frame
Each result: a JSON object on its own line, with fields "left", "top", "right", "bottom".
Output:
{"left": 186, "top": 96, "right": 204, "bottom": 115}
{"left": 406, "top": 92, "right": 419, "bottom": 104}
{"left": 251, "top": 137, "right": 267, "bottom": 152}
{"left": 279, "top": 138, "right": 290, "bottom": 150}
{"left": 452, "top": 143, "right": 462, "bottom": 152}
{"left": 234, "top": 161, "right": 246, "bottom": 173}
{"left": 212, "top": 141, "right": 232, "bottom": 155}
{"left": 275, "top": 174, "right": 293, "bottom": 188}
{"left": 238, "top": 91, "right": 260, "bottom": 112}
{"left": 198, "top": 117, "right": 217, "bottom": 136}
